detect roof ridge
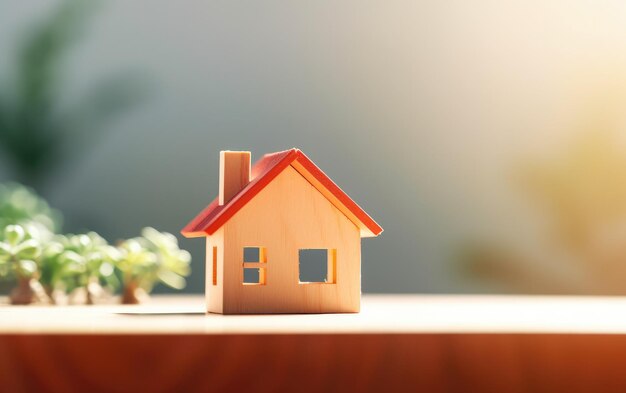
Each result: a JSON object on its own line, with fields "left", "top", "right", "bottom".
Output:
{"left": 181, "top": 149, "right": 382, "bottom": 238}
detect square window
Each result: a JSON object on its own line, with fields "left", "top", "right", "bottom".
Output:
{"left": 243, "top": 267, "right": 266, "bottom": 285}
{"left": 243, "top": 267, "right": 260, "bottom": 284}
{"left": 299, "top": 249, "right": 336, "bottom": 283}
{"left": 244, "top": 247, "right": 261, "bottom": 263}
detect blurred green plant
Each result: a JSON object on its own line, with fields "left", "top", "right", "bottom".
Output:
{"left": 0, "top": 224, "right": 47, "bottom": 304}
{"left": 46, "top": 233, "right": 120, "bottom": 304}
{"left": 0, "top": 183, "right": 61, "bottom": 235}
{"left": 0, "top": 0, "right": 148, "bottom": 188}
{"left": 460, "top": 130, "right": 626, "bottom": 295}
{"left": 38, "top": 236, "right": 75, "bottom": 302}
{"left": 0, "top": 182, "right": 191, "bottom": 305}
{"left": 117, "top": 227, "right": 191, "bottom": 304}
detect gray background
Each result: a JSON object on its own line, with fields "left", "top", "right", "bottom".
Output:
{"left": 1, "top": 0, "right": 625, "bottom": 294}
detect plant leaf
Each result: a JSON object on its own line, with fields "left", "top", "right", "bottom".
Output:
{"left": 14, "top": 239, "right": 41, "bottom": 260}
{"left": 17, "top": 259, "right": 37, "bottom": 277}
{"left": 4, "top": 225, "right": 25, "bottom": 246}
{"left": 157, "top": 270, "right": 185, "bottom": 290}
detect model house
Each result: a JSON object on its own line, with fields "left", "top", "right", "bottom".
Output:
{"left": 181, "top": 149, "right": 382, "bottom": 314}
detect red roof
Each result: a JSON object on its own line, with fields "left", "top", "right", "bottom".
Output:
{"left": 181, "top": 149, "right": 383, "bottom": 238}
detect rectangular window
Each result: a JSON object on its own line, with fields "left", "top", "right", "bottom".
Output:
{"left": 243, "top": 246, "right": 266, "bottom": 285}
{"left": 299, "top": 249, "right": 337, "bottom": 284}
{"left": 212, "top": 246, "right": 218, "bottom": 286}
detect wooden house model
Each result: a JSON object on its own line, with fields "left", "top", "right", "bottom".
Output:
{"left": 181, "top": 149, "right": 382, "bottom": 314}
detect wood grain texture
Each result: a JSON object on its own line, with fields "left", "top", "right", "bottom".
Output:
{"left": 3, "top": 333, "right": 626, "bottom": 393}
{"left": 4, "top": 297, "right": 626, "bottom": 392}
{"left": 221, "top": 165, "right": 361, "bottom": 314}
{"left": 218, "top": 151, "right": 251, "bottom": 205}
{"left": 8, "top": 295, "right": 626, "bottom": 334}
{"left": 291, "top": 158, "right": 382, "bottom": 238}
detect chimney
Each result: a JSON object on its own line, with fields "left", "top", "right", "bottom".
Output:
{"left": 219, "top": 151, "right": 251, "bottom": 205}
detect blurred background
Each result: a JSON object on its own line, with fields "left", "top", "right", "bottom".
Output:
{"left": 2, "top": 0, "right": 626, "bottom": 295}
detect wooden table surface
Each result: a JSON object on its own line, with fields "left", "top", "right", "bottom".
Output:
{"left": 3, "top": 295, "right": 626, "bottom": 393}
{"left": 3, "top": 294, "right": 626, "bottom": 334}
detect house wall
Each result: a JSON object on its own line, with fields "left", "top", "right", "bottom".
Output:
{"left": 220, "top": 165, "right": 361, "bottom": 314}
{"left": 205, "top": 228, "right": 224, "bottom": 313}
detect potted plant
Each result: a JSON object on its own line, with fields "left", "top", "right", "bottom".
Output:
{"left": 117, "top": 227, "right": 191, "bottom": 304}
{"left": 60, "top": 232, "right": 120, "bottom": 305}
{"left": 0, "top": 225, "right": 48, "bottom": 304}
{"left": 38, "top": 235, "right": 89, "bottom": 304}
